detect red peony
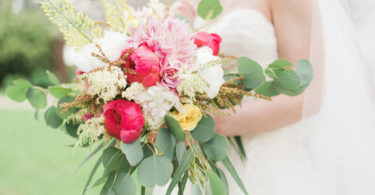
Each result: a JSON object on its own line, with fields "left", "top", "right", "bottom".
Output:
{"left": 104, "top": 100, "right": 145, "bottom": 144}
{"left": 193, "top": 32, "right": 222, "bottom": 56}
{"left": 123, "top": 45, "right": 161, "bottom": 87}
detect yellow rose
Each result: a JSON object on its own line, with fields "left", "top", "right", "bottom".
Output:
{"left": 171, "top": 104, "right": 202, "bottom": 131}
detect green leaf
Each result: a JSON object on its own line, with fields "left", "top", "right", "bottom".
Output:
{"left": 6, "top": 86, "right": 26, "bottom": 102}
{"left": 295, "top": 60, "right": 313, "bottom": 86}
{"left": 101, "top": 172, "right": 117, "bottom": 195}
{"left": 217, "top": 168, "right": 229, "bottom": 195}
{"left": 191, "top": 115, "right": 215, "bottom": 143}
{"left": 112, "top": 172, "right": 136, "bottom": 195}
{"left": 120, "top": 140, "right": 143, "bottom": 166}
{"left": 207, "top": 170, "right": 226, "bottom": 195}
{"left": 49, "top": 86, "right": 72, "bottom": 99}
{"left": 44, "top": 106, "right": 63, "bottom": 128}
{"left": 197, "top": 0, "right": 223, "bottom": 20}
{"left": 46, "top": 70, "right": 60, "bottom": 85}
{"left": 166, "top": 149, "right": 194, "bottom": 195}
{"left": 272, "top": 70, "right": 301, "bottom": 96}
{"left": 237, "top": 57, "right": 265, "bottom": 89}
{"left": 82, "top": 156, "right": 103, "bottom": 195}
{"left": 88, "top": 176, "right": 107, "bottom": 189}
{"left": 65, "top": 122, "right": 79, "bottom": 138}
{"left": 156, "top": 128, "right": 176, "bottom": 161}
{"left": 202, "top": 134, "right": 228, "bottom": 162}
{"left": 178, "top": 171, "right": 189, "bottom": 195}
{"left": 222, "top": 157, "right": 249, "bottom": 195}
{"left": 13, "top": 79, "right": 32, "bottom": 91}
{"left": 191, "top": 183, "right": 202, "bottom": 195}
{"left": 265, "top": 59, "right": 292, "bottom": 79}
{"left": 255, "top": 81, "right": 280, "bottom": 97}
{"left": 164, "top": 115, "right": 186, "bottom": 141}
{"left": 26, "top": 88, "right": 47, "bottom": 109}
{"left": 137, "top": 155, "right": 173, "bottom": 187}
{"left": 76, "top": 143, "right": 104, "bottom": 173}
{"left": 175, "top": 141, "right": 187, "bottom": 164}
{"left": 57, "top": 96, "right": 76, "bottom": 119}
{"left": 102, "top": 147, "right": 124, "bottom": 177}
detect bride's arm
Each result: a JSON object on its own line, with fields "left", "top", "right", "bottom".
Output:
{"left": 215, "top": 0, "right": 313, "bottom": 136}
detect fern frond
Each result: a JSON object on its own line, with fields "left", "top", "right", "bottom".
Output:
{"left": 41, "top": 0, "right": 102, "bottom": 49}
{"left": 103, "top": 0, "right": 135, "bottom": 33}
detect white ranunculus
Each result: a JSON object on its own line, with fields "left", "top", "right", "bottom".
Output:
{"left": 69, "top": 31, "right": 129, "bottom": 72}
{"left": 196, "top": 47, "right": 225, "bottom": 98}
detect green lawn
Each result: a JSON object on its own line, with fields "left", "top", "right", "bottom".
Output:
{"left": 0, "top": 110, "right": 102, "bottom": 195}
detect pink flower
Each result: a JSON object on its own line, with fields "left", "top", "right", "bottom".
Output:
{"left": 193, "top": 32, "right": 222, "bottom": 56}
{"left": 104, "top": 100, "right": 145, "bottom": 144}
{"left": 129, "top": 16, "right": 197, "bottom": 89}
{"left": 82, "top": 113, "right": 94, "bottom": 122}
{"left": 123, "top": 45, "right": 161, "bottom": 87}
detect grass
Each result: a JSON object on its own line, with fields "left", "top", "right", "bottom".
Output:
{"left": 0, "top": 110, "right": 102, "bottom": 195}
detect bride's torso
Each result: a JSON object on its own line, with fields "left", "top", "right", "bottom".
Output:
{"left": 205, "top": 7, "right": 319, "bottom": 195}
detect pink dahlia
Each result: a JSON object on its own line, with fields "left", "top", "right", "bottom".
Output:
{"left": 130, "top": 16, "right": 197, "bottom": 89}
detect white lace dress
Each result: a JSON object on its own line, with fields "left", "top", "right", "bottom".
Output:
{"left": 154, "top": 9, "right": 319, "bottom": 195}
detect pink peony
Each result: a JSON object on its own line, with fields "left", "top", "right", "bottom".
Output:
{"left": 129, "top": 16, "right": 197, "bottom": 89}
{"left": 123, "top": 45, "right": 161, "bottom": 87}
{"left": 193, "top": 32, "right": 222, "bottom": 56}
{"left": 104, "top": 100, "right": 145, "bottom": 144}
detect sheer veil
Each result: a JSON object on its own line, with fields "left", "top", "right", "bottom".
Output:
{"left": 303, "top": 0, "right": 375, "bottom": 194}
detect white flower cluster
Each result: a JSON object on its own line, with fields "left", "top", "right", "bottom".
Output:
{"left": 85, "top": 66, "right": 127, "bottom": 103}
{"left": 177, "top": 47, "right": 225, "bottom": 99}
{"left": 69, "top": 30, "right": 129, "bottom": 72}
{"left": 75, "top": 116, "right": 105, "bottom": 147}
{"left": 124, "top": 83, "right": 183, "bottom": 130}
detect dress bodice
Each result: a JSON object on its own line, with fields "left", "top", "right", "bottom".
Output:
{"left": 208, "top": 9, "right": 279, "bottom": 67}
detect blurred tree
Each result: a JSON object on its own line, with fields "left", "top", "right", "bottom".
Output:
{"left": 0, "top": 0, "right": 58, "bottom": 87}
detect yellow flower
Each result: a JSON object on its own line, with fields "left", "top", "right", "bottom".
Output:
{"left": 171, "top": 104, "right": 202, "bottom": 131}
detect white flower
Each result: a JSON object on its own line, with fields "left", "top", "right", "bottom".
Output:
{"left": 84, "top": 66, "right": 127, "bottom": 103}
{"left": 75, "top": 116, "right": 105, "bottom": 147}
{"left": 122, "top": 82, "right": 145, "bottom": 101}
{"left": 177, "top": 70, "right": 208, "bottom": 99}
{"left": 70, "top": 31, "right": 129, "bottom": 72}
{"left": 132, "top": 85, "right": 183, "bottom": 130}
{"left": 196, "top": 47, "right": 225, "bottom": 98}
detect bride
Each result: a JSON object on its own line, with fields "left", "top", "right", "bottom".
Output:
{"left": 155, "top": 0, "right": 375, "bottom": 194}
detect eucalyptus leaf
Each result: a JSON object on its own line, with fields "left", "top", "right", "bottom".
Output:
{"left": 156, "top": 128, "right": 176, "bottom": 160}
{"left": 137, "top": 155, "right": 173, "bottom": 187}
{"left": 255, "top": 81, "right": 280, "bottom": 97}
{"left": 76, "top": 143, "right": 104, "bottom": 173}
{"left": 217, "top": 168, "right": 229, "bottom": 195}
{"left": 120, "top": 140, "right": 143, "bottom": 166}
{"left": 44, "top": 106, "right": 63, "bottom": 128}
{"left": 265, "top": 59, "right": 292, "bottom": 79}
{"left": 49, "top": 86, "right": 72, "bottom": 99}
{"left": 26, "top": 88, "right": 47, "bottom": 109}
{"left": 112, "top": 172, "right": 136, "bottom": 195}
{"left": 202, "top": 134, "right": 228, "bottom": 162}
{"left": 272, "top": 70, "right": 301, "bottom": 96}
{"left": 237, "top": 57, "right": 265, "bottom": 89}
{"left": 166, "top": 149, "right": 194, "bottom": 195}
{"left": 57, "top": 96, "right": 76, "bottom": 119}
{"left": 207, "top": 170, "right": 226, "bottom": 195}
{"left": 46, "top": 70, "right": 60, "bottom": 85}
{"left": 65, "top": 122, "right": 79, "bottom": 138}
{"left": 102, "top": 147, "right": 124, "bottom": 177}
{"left": 164, "top": 115, "right": 186, "bottom": 141}
{"left": 6, "top": 86, "right": 26, "bottom": 102}
{"left": 197, "top": 0, "right": 223, "bottom": 20}
{"left": 176, "top": 141, "right": 187, "bottom": 164}
{"left": 12, "top": 79, "right": 32, "bottom": 91}
{"left": 295, "top": 60, "right": 313, "bottom": 86}
{"left": 191, "top": 115, "right": 215, "bottom": 143}
{"left": 222, "top": 157, "right": 249, "bottom": 195}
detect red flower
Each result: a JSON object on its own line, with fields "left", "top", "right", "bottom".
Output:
{"left": 104, "top": 100, "right": 145, "bottom": 144}
{"left": 123, "top": 45, "right": 161, "bottom": 87}
{"left": 193, "top": 32, "right": 222, "bottom": 55}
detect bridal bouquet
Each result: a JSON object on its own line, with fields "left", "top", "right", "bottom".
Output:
{"left": 6, "top": 0, "right": 313, "bottom": 194}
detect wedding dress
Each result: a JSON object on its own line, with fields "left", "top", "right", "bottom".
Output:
{"left": 154, "top": 0, "right": 375, "bottom": 194}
